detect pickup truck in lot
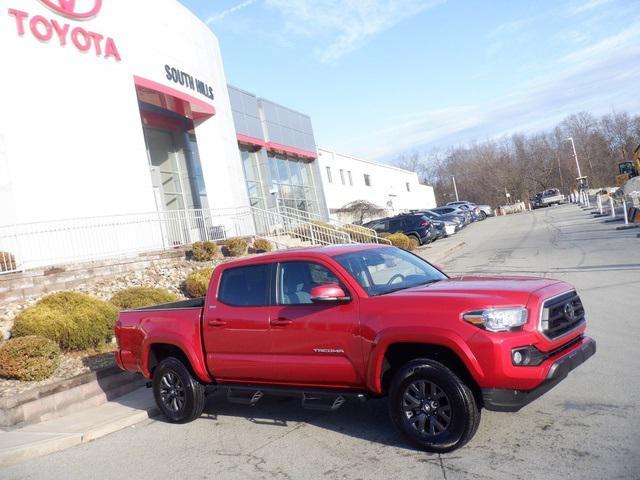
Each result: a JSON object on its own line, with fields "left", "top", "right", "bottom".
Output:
{"left": 533, "top": 188, "right": 565, "bottom": 208}
{"left": 115, "top": 244, "right": 595, "bottom": 452}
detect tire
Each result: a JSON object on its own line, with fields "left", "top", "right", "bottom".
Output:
{"left": 478, "top": 211, "right": 487, "bottom": 221}
{"left": 408, "top": 233, "right": 422, "bottom": 246}
{"left": 388, "top": 359, "right": 480, "bottom": 453}
{"left": 152, "top": 357, "right": 206, "bottom": 423}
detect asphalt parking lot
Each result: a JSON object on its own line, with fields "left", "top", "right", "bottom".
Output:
{"left": 2, "top": 204, "right": 639, "bottom": 480}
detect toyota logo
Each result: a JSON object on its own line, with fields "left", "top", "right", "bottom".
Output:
{"left": 38, "top": 0, "right": 102, "bottom": 20}
{"left": 563, "top": 302, "right": 577, "bottom": 321}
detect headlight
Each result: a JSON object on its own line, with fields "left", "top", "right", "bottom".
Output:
{"left": 463, "top": 307, "right": 528, "bottom": 332}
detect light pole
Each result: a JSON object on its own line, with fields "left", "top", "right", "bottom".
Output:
{"left": 451, "top": 176, "right": 459, "bottom": 202}
{"left": 566, "top": 137, "right": 583, "bottom": 178}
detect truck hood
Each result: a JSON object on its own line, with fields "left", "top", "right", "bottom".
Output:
{"left": 389, "top": 275, "right": 566, "bottom": 306}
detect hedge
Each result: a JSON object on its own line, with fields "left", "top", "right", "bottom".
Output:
{"left": 185, "top": 268, "right": 214, "bottom": 298}
{"left": 252, "top": 238, "right": 273, "bottom": 252}
{"left": 191, "top": 241, "right": 219, "bottom": 262}
{"left": 224, "top": 237, "right": 248, "bottom": 257}
{"left": 110, "top": 287, "right": 180, "bottom": 309}
{"left": 383, "top": 233, "right": 416, "bottom": 251}
{"left": 0, "top": 336, "right": 61, "bottom": 381}
{"left": 12, "top": 292, "right": 119, "bottom": 351}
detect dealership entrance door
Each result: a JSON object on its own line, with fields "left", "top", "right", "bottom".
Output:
{"left": 135, "top": 78, "right": 215, "bottom": 246}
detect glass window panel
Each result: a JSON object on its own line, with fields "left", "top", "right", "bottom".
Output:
{"left": 241, "top": 149, "right": 259, "bottom": 182}
{"left": 276, "top": 156, "right": 291, "bottom": 184}
{"left": 267, "top": 154, "right": 279, "bottom": 182}
{"left": 290, "top": 161, "right": 303, "bottom": 185}
{"left": 219, "top": 265, "right": 270, "bottom": 306}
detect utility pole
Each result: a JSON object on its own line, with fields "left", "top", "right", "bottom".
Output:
{"left": 451, "top": 176, "right": 459, "bottom": 202}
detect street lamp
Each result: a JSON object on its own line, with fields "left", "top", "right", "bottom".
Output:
{"left": 566, "top": 137, "right": 583, "bottom": 178}
{"left": 451, "top": 176, "right": 459, "bottom": 202}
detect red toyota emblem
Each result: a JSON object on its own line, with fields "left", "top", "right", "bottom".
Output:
{"left": 38, "top": 0, "right": 102, "bottom": 20}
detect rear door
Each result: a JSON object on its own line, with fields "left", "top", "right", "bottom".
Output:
{"left": 268, "top": 260, "right": 364, "bottom": 388}
{"left": 202, "top": 263, "right": 274, "bottom": 382}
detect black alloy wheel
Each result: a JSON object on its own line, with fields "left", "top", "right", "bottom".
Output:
{"left": 152, "top": 357, "right": 206, "bottom": 423}
{"left": 389, "top": 359, "right": 480, "bottom": 453}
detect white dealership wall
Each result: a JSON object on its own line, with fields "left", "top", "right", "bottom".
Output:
{"left": 0, "top": 0, "right": 250, "bottom": 267}
{"left": 317, "top": 147, "right": 436, "bottom": 215}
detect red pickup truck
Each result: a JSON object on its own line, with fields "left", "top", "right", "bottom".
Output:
{"left": 115, "top": 244, "right": 595, "bottom": 452}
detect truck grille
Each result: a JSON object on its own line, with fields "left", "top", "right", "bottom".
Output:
{"left": 541, "top": 291, "right": 585, "bottom": 340}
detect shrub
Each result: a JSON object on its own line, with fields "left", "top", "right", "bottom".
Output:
{"left": 0, "top": 252, "right": 16, "bottom": 272}
{"left": 12, "top": 292, "right": 119, "bottom": 351}
{"left": 191, "top": 241, "right": 219, "bottom": 262}
{"left": 185, "top": 268, "right": 214, "bottom": 298}
{"left": 225, "top": 237, "right": 248, "bottom": 257}
{"left": 0, "top": 336, "right": 61, "bottom": 381}
{"left": 110, "top": 287, "right": 179, "bottom": 310}
{"left": 252, "top": 238, "right": 273, "bottom": 252}
{"left": 383, "top": 233, "right": 416, "bottom": 251}
{"left": 408, "top": 237, "right": 419, "bottom": 251}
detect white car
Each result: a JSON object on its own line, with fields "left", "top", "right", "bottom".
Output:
{"left": 446, "top": 201, "right": 493, "bottom": 220}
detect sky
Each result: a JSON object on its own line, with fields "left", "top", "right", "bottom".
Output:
{"left": 179, "top": 0, "right": 640, "bottom": 162}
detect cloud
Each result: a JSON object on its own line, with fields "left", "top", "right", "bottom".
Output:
{"left": 206, "top": 0, "right": 259, "bottom": 24}
{"left": 264, "top": 0, "right": 447, "bottom": 62}
{"left": 566, "top": 0, "right": 614, "bottom": 16}
{"left": 351, "top": 21, "right": 640, "bottom": 159}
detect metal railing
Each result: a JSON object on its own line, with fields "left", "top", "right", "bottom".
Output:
{"left": 277, "top": 205, "right": 391, "bottom": 245}
{"left": 0, "top": 205, "right": 366, "bottom": 275}
{"left": 0, "top": 207, "right": 256, "bottom": 274}
{"left": 250, "top": 206, "right": 351, "bottom": 246}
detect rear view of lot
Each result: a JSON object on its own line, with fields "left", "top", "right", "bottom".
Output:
{"left": 2, "top": 204, "right": 639, "bottom": 480}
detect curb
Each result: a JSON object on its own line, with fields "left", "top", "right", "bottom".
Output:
{"left": 0, "top": 404, "right": 158, "bottom": 468}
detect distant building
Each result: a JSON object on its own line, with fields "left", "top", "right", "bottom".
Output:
{"left": 317, "top": 147, "right": 436, "bottom": 221}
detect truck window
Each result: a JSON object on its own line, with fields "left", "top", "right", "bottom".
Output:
{"left": 218, "top": 264, "right": 270, "bottom": 306}
{"left": 334, "top": 247, "right": 446, "bottom": 296}
{"left": 278, "top": 262, "right": 342, "bottom": 305}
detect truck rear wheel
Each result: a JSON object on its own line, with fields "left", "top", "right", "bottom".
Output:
{"left": 152, "top": 357, "right": 205, "bottom": 423}
{"left": 388, "top": 359, "right": 480, "bottom": 453}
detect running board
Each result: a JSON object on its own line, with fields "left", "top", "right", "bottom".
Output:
{"left": 221, "top": 384, "right": 367, "bottom": 411}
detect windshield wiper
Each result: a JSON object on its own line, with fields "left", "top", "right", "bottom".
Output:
{"left": 377, "top": 279, "right": 443, "bottom": 296}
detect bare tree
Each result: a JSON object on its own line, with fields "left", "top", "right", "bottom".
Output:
{"left": 335, "top": 200, "right": 387, "bottom": 225}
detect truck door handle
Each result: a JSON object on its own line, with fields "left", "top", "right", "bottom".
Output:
{"left": 208, "top": 319, "right": 227, "bottom": 327}
{"left": 270, "top": 317, "right": 292, "bottom": 327}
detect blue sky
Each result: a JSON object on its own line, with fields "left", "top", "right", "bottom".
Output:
{"left": 179, "top": 0, "right": 640, "bottom": 161}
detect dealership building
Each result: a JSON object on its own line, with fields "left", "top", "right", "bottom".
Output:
{"left": 0, "top": 0, "right": 433, "bottom": 271}
{"left": 317, "top": 147, "right": 436, "bottom": 221}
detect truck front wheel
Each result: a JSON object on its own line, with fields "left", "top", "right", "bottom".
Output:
{"left": 152, "top": 357, "right": 206, "bottom": 423}
{"left": 388, "top": 359, "right": 480, "bottom": 453}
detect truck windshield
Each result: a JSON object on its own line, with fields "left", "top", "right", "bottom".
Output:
{"left": 334, "top": 247, "right": 447, "bottom": 296}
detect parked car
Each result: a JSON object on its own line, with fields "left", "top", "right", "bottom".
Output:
{"left": 364, "top": 213, "right": 437, "bottom": 245}
{"left": 455, "top": 203, "right": 479, "bottom": 222}
{"left": 447, "top": 201, "right": 493, "bottom": 220}
{"left": 420, "top": 210, "right": 461, "bottom": 235}
{"left": 430, "top": 219, "right": 455, "bottom": 238}
{"left": 532, "top": 189, "right": 565, "bottom": 209}
{"left": 431, "top": 206, "right": 472, "bottom": 225}
{"left": 115, "top": 244, "right": 595, "bottom": 452}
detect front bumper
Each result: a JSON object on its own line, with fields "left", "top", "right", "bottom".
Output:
{"left": 481, "top": 337, "right": 596, "bottom": 412}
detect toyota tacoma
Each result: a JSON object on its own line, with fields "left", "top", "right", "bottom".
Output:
{"left": 115, "top": 244, "right": 595, "bottom": 452}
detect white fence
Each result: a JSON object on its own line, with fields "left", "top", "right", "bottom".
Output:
{"left": 0, "top": 205, "right": 388, "bottom": 275}
{"left": 0, "top": 207, "right": 256, "bottom": 274}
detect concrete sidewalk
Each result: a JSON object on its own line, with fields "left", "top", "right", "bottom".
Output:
{"left": 0, "top": 387, "right": 158, "bottom": 468}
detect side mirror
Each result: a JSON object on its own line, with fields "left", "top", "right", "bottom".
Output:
{"left": 310, "top": 284, "right": 350, "bottom": 303}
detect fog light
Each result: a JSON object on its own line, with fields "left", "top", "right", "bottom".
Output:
{"left": 513, "top": 351, "right": 523, "bottom": 365}
{"left": 512, "top": 345, "right": 546, "bottom": 366}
